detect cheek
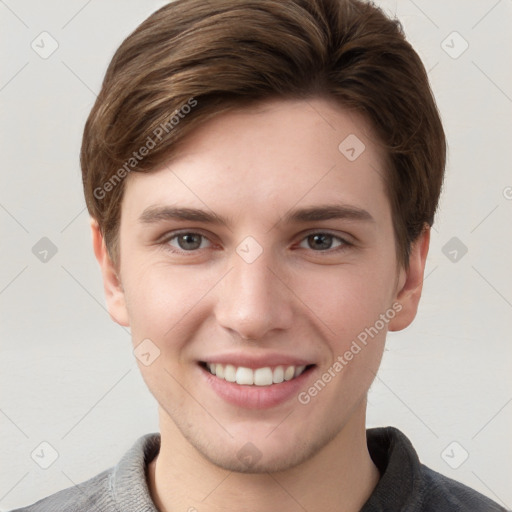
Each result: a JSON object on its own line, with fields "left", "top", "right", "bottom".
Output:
{"left": 292, "top": 262, "right": 397, "bottom": 350}
{"left": 121, "top": 261, "right": 218, "bottom": 346}
{"left": 293, "top": 264, "right": 397, "bottom": 405}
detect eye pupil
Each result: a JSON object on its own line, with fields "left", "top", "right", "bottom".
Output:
{"left": 308, "top": 234, "right": 332, "bottom": 250}
{"left": 178, "top": 233, "right": 202, "bottom": 250}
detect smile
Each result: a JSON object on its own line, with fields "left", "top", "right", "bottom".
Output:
{"left": 204, "top": 362, "right": 310, "bottom": 386}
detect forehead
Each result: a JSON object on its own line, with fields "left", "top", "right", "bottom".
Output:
{"left": 121, "top": 98, "right": 390, "bottom": 228}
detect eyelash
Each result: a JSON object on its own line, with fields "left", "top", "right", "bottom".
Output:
{"left": 159, "top": 230, "right": 352, "bottom": 255}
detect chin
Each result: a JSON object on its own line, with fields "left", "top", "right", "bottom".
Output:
{"left": 193, "top": 423, "right": 341, "bottom": 475}
{"left": 202, "top": 446, "right": 310, "bottom": 474}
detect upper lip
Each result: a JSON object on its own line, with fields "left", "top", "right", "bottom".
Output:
{"left": 199, "top": 353, "right": 315, "bottom": 369}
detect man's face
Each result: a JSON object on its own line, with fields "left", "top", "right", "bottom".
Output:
{"left": 103, "top": 98, "right": 423, "bottom": 473}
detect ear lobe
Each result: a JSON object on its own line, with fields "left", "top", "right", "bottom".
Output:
{"left": 90, "top": 219, "right": 130, "bottom": 327}
{"left": 388, "top": 226, "right": 430, "bottom": 332}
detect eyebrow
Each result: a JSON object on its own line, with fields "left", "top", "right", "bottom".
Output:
{"left": 139, "top": 206, "right": 230, "bottom": 226}
{"left": 138, "top": 204, "right": 375, "bottom": 226}
{"left": 281, "top": 205, "right": 375, "bottom": 224}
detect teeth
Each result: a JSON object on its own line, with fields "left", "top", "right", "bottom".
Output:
{"left": 294, "top": 365, "right": 306, "bottom": 377}
{"left": 284, "top": 366, "right": 295, "bottom": 381}
{"left": 236, "top": 366, "right": 254, "bottom": 385}
{"left": 224, "top": 364, "right": 236, "bottom": 383}
{"left": 206, "top": 363, "right": 307, "bottom": 386}
{"left": 254, "top": 367, "right": 273, "bottom": 386}
{"left": 273, "top": 366, "right": 284, "bottom": 384}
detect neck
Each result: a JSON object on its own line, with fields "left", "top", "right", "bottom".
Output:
{"left": 148, "top": 403, "right": 380, "bottom": 512}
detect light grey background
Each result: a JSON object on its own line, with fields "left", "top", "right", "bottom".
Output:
{"left": 1, "top": 0, "right": 511, "bottom": 509}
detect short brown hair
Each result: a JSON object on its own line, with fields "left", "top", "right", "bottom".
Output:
{"left": 81, "top": 0, "right": 446, "bottom": 268}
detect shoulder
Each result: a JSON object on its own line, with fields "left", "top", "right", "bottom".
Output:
{"left": 419, "top": 464, "right": 508, "bottom": 512}
{"left": 9, "top": 433, "right": 161, "bottom": 512}
{"left": 365, "top": 427, "right": 508, "bottom": 512}
{"left": 9, "top": 468, "right": 113, "bottom": 512}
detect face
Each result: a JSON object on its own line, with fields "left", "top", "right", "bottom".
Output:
{"left": 94, "top": 98, "right": 428, "bottom": 473}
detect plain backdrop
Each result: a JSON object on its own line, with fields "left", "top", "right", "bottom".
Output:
{"left": 1, "top": 0, "right": 511, "bottom": 509}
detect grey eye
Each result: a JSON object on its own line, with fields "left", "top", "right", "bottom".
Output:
{"left": 300, "top": 233, "right": 344, "bottom": 251}
{"left": 169, "top": 233, "right": 208, "bottom": 251}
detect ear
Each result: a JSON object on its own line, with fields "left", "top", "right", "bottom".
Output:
{"left": 90, "top": 218, "right": 130, "bottom": 327}
{"left": 388, "top": 226, "right": 430, "bottom": 332}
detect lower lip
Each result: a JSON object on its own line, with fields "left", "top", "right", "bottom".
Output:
{"left": 199, "top": 364, "right": 315, "bottom": 410}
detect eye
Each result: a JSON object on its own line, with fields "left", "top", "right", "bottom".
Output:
{"left": 167, "top": 232, "right": 211, "bottom": 251}
{"left": 299, "top": 233, "right": 347, "bottom": 251}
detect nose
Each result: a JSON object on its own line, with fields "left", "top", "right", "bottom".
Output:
{"left": 214, "top": 250, "right": 294, "bottom": 341}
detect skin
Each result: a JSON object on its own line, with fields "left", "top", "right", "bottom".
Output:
{"left": 92, "top": 97, "right": 430, "bottom": 512}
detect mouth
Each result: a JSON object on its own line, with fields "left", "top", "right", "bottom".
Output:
{"left": 199, "top": 362, "right": 315, "bottom": 386}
